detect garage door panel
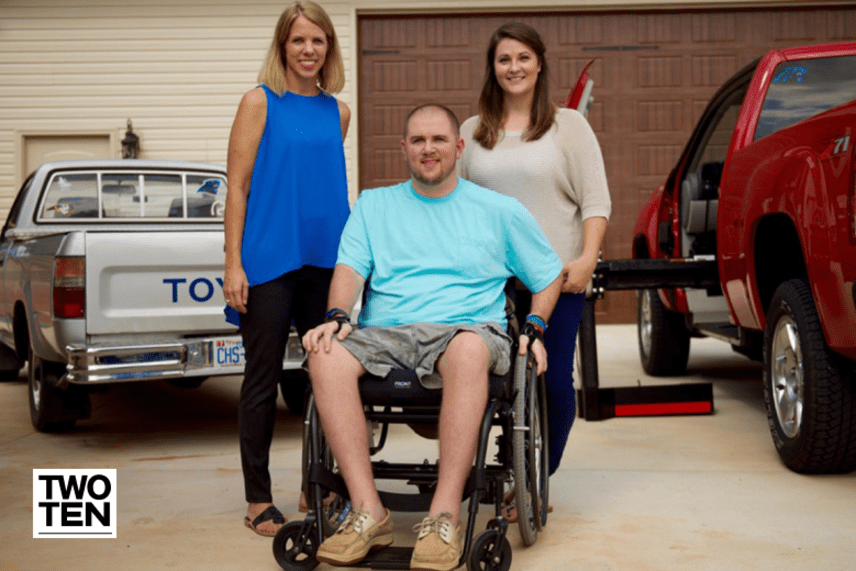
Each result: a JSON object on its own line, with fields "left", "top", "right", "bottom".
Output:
{"left": 691, "top": 12, "right": 738, "bottom": 43}
{"left": 371, "top": 60, "right": 419, "bottom": 92}
{"left": 426, "top": 59, "right": 474, "bottom": 91}
{"left": 425, "top": 18, "right": 472, "bottom": 47}
{"left": 557, "top": 14, "right": 604, "bottom": 45}
{"left": 359, "top": 6, "right": 856, "bottom": 323}
{"left": 636, "top": 55, "right": 684, "bottom": 88}
{"left": 772, "top": 11, "right": 817, "bottom": 42}
{"left": 637, "top": 100, "right": 684, "bottom": 133}
{"left": 691, "top": 54, "right": 740, "bottom": 87}
{"left": 637, "top": 13, "right": 684, "bottom": 45}
{"left": 829, "top": 10, "right": 856, "bottom": 39}
{"left": 362, "top": 18, "right": 417, "bottom": 49}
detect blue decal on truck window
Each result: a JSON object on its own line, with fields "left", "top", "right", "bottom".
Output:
{"left": 196, "top": 179, "right": 220, "bottom": 195}
{"left": 773, "top": 66, "right": 807, "bottom": 84}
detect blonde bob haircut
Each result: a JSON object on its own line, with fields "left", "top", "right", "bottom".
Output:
{"left": 257, "top": 1, "right": 345, "bottom": 95}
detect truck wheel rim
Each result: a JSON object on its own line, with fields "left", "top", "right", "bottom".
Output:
{"left": 640, "top": 291, "right": 653, "bottom": 357}
{"left": 29, "top": 352, "right": 41, "bottom": 410}
{"left": 771, "top": 315, "right": 803, "bottom": 439}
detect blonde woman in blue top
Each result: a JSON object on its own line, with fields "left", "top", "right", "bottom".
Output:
{"left": 224, "top": 1, "right": 350, "bottom": 537}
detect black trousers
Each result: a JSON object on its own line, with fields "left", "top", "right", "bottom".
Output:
{"left": 239, "top": 266, "right": 332, "bottom": 503}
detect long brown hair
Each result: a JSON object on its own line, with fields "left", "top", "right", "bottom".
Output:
{"left": 257, "top": 1, "right": 345, "bottom": 95}
{"left": 473, "top": 22, "right": 556, "bottom": 149}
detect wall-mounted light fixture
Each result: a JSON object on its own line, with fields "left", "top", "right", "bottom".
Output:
{"left": 121, "top": 119, "right": 139, "bottom": 159}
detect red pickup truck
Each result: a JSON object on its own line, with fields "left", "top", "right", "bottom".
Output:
{"left": 632, "top": 42, "right": 856, "bottom": 474}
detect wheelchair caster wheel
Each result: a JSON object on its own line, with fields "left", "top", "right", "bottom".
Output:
{"left": 467, "top": 529, "right": 512, "bottom": 571}
{"left": 273, "top": 521, "right": 319, "bottom": 571}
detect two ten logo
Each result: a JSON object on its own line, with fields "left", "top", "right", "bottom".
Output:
{"left": 33, "top": 469, "right": 117, "bottom": 538}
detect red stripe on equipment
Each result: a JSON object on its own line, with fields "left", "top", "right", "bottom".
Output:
{"left": 614, "top": 401, "right": 712, "bottom": 417}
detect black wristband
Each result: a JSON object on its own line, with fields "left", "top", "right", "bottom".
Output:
{"left": 323, "top": 308, "right": 350, "bottom": 333}
{"left": 324, "top": 308, "right": 349, "bottom": 321}
{"left": 520, "top": 321, "right": 544, "bottom": 345}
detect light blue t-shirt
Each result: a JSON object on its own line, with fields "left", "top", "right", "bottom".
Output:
{"left": 337, "top": 179, "right": 562, "bottom": 328}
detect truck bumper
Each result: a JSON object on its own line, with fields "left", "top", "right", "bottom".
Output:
{"left": 64, "top": 332, "right": 304, "bottom": 384}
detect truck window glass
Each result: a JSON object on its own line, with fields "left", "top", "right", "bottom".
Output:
{"left": 755, "top": 55, "right": 856, "bottom": 141}
{"left": 140, "top": 174, "right": 182, "bottom": 218}
{"left": 41, "top": 173, "right": 99, "bottom": 219}
{"left": 697, "top": 102, "right": 742, "bottom": 172}
{"left": 185, "top": 174, "right": 227, "bottom": 219}
{"left": 2, "top": 176, "right": 33, "bottom": 235}
{"left": 101, "top": 173, "right": 141, "bottom": 218}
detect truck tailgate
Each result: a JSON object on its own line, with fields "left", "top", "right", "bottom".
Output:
{"left": 85, "top": 231, "right": 231, "bottom": 335}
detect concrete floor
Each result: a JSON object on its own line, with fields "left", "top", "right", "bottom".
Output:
{"left": 1, "top": 324, "right": 854, "bottom": 571}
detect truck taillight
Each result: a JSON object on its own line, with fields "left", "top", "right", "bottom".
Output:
{"left": 851, "top": 137, "right": 856, "bottom": 239}
{"left": 852, "top": 163, "right": 856, "bottom": 239}
{"left": 54, "top": 257, "right": 85, "bottom": 318}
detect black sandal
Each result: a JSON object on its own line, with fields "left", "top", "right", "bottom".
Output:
{"left": 244, "top": 505, "right": 286, "bottom": 537}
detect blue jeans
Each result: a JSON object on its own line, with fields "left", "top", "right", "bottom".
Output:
{"left": 515, "top": 291, "right": 586, "bottom": 475}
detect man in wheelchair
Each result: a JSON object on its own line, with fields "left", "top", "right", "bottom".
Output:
{"left": 302, "top": 104, "right": 562, "bottom": 571}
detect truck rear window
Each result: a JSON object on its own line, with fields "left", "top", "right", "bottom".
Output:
{"left": 755, "top": 55, "right": 856, "bottom": 141}
{"left": 39, "top": 171, "right": 228, "bottom": 222}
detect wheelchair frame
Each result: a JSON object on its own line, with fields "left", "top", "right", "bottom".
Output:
{"left": 273, "top": 339, "right": 549, "bottom": 571}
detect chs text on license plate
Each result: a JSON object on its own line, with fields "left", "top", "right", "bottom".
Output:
{"left": 214, "top": 339, "right": 245, "bottom": 367}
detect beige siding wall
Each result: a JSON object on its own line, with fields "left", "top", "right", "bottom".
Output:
{"left": 0, "top": 0, "right": 354, "bottom": 215}
{"left": 0, "top": 0, "right": 833, "bottom": 217}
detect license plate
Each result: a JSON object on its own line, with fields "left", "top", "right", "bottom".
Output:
{"left": 213, "top": 338, "right": 245, "bottom": 368}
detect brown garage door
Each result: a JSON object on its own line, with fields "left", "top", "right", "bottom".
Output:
{"left": 358, "top": 6, "right": 856, "bottom": 323}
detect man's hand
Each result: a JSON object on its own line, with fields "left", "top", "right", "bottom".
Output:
{"left": 518, "top": 334, "right": 547, "bottom": 375}
{"left": 303, "top": 321, "right": 353, "bottom": 354}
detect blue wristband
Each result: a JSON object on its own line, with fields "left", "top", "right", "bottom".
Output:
{"left": 525, "top": 314, "right": 547, "bottom": 332}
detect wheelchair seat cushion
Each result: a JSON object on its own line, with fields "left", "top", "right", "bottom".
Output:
{"left": 338, "top": 322, "right": 512, "bottom": 389}
{"left": 358, "top": 369, "right": 510, "bottom": 406}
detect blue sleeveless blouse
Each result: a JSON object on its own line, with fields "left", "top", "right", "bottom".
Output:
{"left": 241, "top": 86, "right": 349, "bottom": 286}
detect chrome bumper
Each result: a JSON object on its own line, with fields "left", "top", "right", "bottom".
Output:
{"left": 65, "top": 333, "right": 304, "bottom": 384}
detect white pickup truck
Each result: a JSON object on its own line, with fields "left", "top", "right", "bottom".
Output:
{"left": 0, "top": 160, "right": 306, "bottom": 431}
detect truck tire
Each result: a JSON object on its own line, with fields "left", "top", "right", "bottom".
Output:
{"left": 0, "top": 341, "right": 24, "bottom": 381}
{"left": 28, "top": 347, "right": 90, "bottom": 432}
{"left": 0, "top": 368, "right": 21, "bottom": 382}
{"left": 168, "top": 377, "right": 208, "bottom": 389}
{"left": 764, "top": 279, "right": 856, "bottom": 473}
{"left": 637, "top": 289, "right": 691, "bottom": 376}
{"left": 279, "top": 369, "right": 309, "bottom": 416}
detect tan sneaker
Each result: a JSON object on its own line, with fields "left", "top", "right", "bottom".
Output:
{"left": 410, "top": 512, "right": 463, "bottom": 571}
{"left": 316, "top": 507, "right": 394, "bottom": 566}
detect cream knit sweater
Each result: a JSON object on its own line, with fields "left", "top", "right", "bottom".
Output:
{"left": 459, "top": 108, "right": 611, "bottom": 264}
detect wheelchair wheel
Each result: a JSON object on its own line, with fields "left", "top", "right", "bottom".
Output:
{"left": 272, "top": 521, "right": 319, "bottom": 571}
{"left": 467, "top": 529, "right": 512, "bottom": 571}
{"left": 303, "top": 396, "right": 351, "bottom": 538}
{"left": 511, "top": 352, "right": 549, "bottom": 546}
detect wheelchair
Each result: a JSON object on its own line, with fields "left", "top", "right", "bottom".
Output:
{"left": 273, "top": 308, "right": 549, "bottom": 571}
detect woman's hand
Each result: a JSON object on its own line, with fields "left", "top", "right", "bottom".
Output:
{"left": 223, "top": 265, "right": 249, "bottom": 313}
{"left": 561, "top": 255, "right": 597, "bottom": 294}
{"left": 562, "top": 216, "right": 608, "bottom": 294}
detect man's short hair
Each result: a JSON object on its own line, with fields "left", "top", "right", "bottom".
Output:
{"left": 403, "top": 104, "right": 461, "bottom": 139}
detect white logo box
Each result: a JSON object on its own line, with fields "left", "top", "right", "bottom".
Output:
{"left": 33, "top": 469, "right": 117, "bottom": 538}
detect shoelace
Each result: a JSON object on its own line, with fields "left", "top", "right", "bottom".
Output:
{"left": 413, "top": 512, "right": 454, "bottom": 544}
{"left": 335, "top": 508, "right": 374, "bottom": 536}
